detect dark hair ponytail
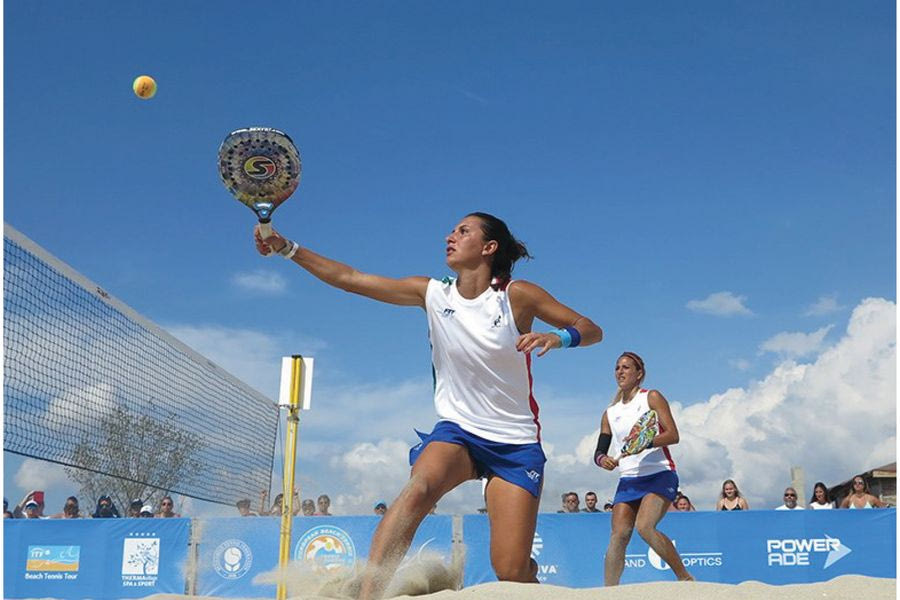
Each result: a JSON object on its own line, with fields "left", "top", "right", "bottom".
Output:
{"left": 468, "top": 212, "right": 531, "bottom": 285}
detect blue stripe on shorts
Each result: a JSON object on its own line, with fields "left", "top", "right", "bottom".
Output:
{"left": 613, "top": 469, "right": 679, "bottom": 505}
{"left": 409, "top": 420, "right": 546, "bottom": 497}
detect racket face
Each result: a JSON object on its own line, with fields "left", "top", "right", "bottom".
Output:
{"left": 218, "top": 127, "right": 301, "bottom": 220}
{"left": 621, "top": 409, "right": 658, "bottom": 456}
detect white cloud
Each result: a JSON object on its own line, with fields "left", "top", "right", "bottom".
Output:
{"left": 729, "top": 358, "right": 752, "bottom": 371}
{"left": 163, "top": 324, "right": 324, "bottom": 397}
{"left": 804, "top": 294, "right": 844, "bottom": 316}
{"left": 675, "top": 298, "right": 895, "bottom": 509}
{"left": 760, "top": 325, "right": 833, "bottom": 358}
{"left": 13, "top": 459, "right": 72, "bottom": 499}
{"left": 231, "top": 269, "right": 287, "bottom": 294}
{"left": 686, "top": 291, "right": 753, "bottom": 316}
{"left": 533, "top": 297, "right": 895, "bottom": 512}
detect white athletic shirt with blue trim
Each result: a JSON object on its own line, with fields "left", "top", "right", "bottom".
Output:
{"left": 607, "top": 389, "right": 676, "bottom": 478}
{"left": 425, "top": 278, "right": 540, "bottom": 445}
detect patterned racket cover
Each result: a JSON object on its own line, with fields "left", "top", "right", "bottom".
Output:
{"left": 620, "top": 409, "right": 658, "bottom": 456}
{"left": 218, "top": 127, "right": 301, "bottom": 234}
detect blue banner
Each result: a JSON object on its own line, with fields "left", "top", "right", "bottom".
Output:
{"left": 464, "top": 509, "right": 896, "bottom": 587}
{"left": 4, "top": 518, "right": 190, "bottom": 599}
{"left": 195, "top": 515, "right": 453, "bottom": 598}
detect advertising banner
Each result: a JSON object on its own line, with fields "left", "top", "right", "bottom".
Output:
{"left": 463, "top": 509, "right": 896, "bottom": 587}
{"left": 4, "top": 518, "right": 190, "bottom": 599}
{"left": 195, "top": 514, "right": 453, "bottom": 597}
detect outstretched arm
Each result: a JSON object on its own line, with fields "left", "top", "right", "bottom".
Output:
{"left": 256, "top": 226, "right": 428, "bottom": 307}
{"left": 508, "top": 281, "right": 603, "bottom": 356}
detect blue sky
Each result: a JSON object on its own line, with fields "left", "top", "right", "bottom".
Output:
{"left": 3, "top": 1, "right": 895, "bottom": 516}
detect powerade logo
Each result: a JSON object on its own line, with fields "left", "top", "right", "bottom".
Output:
{"left": 294, "top": 525, "right": 357, "bottom": 573}
{"left": 243, "top": 156, "right": 277, "bottom": 179}
{"left": 213, "top": 539, "right": 253, "bottom": 580}
{"left": 766, "top": 535, "right": 851, "bottom": 568}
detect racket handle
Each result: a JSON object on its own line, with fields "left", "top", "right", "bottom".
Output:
{"left": 258, "top": 221, "right": 273, "bottom": 239}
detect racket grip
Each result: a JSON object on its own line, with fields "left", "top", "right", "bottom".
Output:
{"left": 258, "top": 221, "right": 273, "bottom": 239}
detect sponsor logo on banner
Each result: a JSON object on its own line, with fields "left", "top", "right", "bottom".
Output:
{"left": 626, "top": 540, "right": 723, "bottom": 570}
{"left": 530, "top": 531, "right": 559, "bottom": 582}
{"left": 121, "top": 535, "right": 160, "bottom": 587}
{"left": 213, "top": 539, "right": 254, "bottom": 580}
{"left": 766, "top": 534, "right": 851, "bottom": 568}
{"left": 24, "top": 545, "right": 81, "bottom": 581}
{"left": 294, "top": 525, "right": 357, "bottom": 572}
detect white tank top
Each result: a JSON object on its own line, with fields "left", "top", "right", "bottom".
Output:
{"left": 606, "top": 389, "right": 675, "bottom": 478}
{"left": 425, "top": 278, "right": 540, "bottom": 444}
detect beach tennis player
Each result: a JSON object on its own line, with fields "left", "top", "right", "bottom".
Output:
{"left": 255, "top": 212, "right": 602, "bottom": 599}
{"left": 593, "top": 351, "right": 693, "bottom": 585}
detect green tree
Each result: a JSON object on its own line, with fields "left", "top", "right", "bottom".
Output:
{"left": 65, "top": 405, "right": 203, "bottom": 515}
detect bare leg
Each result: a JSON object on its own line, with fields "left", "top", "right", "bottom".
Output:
{"left": 484, "top": 476, "right": 541, "bottom": 582}
{"left": 358, "top": 442, "right": 476, "bottom": 600}
{"left": 604, "top": 501, "right": 637, "bottom": 586}
{"left": 635, "top": 493, "right": 693, "bottom": 581}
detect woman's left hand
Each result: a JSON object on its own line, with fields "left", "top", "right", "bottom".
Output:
{"left": 516, "top": 332, "right": 561, "bottom": 357}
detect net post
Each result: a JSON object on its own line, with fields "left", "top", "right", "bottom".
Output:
{"left": 276, "top": 354, "right": 305, "bottom": 600}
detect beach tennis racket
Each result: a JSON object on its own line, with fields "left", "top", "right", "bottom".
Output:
{"left": 620, "top": 409, "right": 658, "bottom": 456}
{"left": 218, "top": 127, "right": 301, "bottom": 241}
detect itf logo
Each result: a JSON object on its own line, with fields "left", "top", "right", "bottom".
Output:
{"left": 25, "top": 545, "right": 80, "bottom": 581}
{"left": 294, "top": 525, "right": 357, "bottom": 573}
{"left": 213, "top": 539, "right": 253, "bottom": 580}
{"left": 121, "top": 536, "right": 160, "bottom": 587}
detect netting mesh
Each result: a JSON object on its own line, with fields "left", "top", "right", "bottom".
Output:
{"left": 3, "top": 225, "right": 278, "bottom": 505}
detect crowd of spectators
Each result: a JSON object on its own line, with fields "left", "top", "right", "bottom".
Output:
{"left": 5, "top": 490, "right": 183, "bottom": 519}
{"left": 7, "top": 473, "right": 891, "bottom": 520}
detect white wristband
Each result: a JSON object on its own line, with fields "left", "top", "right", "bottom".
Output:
{"left": 279, "top": 241, "right": 300, "bottom": 259}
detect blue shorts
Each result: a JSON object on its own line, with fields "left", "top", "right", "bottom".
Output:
{"left": 409, "top": 421, "right": 546, "bottom": 497}
{"left": 613, "top": 470, "right": 679, "bottom": 505}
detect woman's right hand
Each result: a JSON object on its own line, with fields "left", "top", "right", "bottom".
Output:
{"left": 254, "top": 225, "right": 287, "bottom": 256}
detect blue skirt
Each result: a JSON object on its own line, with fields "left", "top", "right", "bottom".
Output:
{"left": 613, "top": 470, "right": 679, "bottom": 505}
{"left": 409, "top": 421, "right": 546, "bottom": 497}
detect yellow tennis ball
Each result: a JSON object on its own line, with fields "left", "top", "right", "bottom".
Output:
{"left": 133, "top": 75, "right": 157, "bottom": 99}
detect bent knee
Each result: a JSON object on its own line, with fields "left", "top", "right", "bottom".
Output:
{"left": 398, "top": 476, "right": 440, "bottom": 511}
{"left": 635, "top": 524, "right": 657, "bottom": 542}
{"left": 493, "top": 557, "right": 537, "bottom": 583}
{"left": 609, "top": 526, "right": 634, "bottom": 546}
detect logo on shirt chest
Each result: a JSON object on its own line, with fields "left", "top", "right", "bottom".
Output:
{"left": 440, "top": 308, "right": 456, "bottom": 318}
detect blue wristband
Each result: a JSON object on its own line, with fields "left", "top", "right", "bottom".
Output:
{"left": 565, "top": 326, "right": 581, "bottom": 347}
{"left": 552, "top": 328, "right": 572, "bottom": 348}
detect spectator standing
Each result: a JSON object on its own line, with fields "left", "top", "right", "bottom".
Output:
{"left": 236, "top": 499, "right": 257, "bottom": 516}
{"left": 716, "top": 479, "right": 749, "bottom": 511}
{"left": 300, "top": 499, "right": 315, "bottom": 516}
{"left": 775, "top": 487, "right": 805, "bottom": 510}
{"left": 140, "top": 504, "right": 155, "bottom": 518}
{"left": 840, "top": 475, "right": 886, "bottom": 509}
{"left": 51, "top": 496, "right": 82, "bottom": 518}
{"left": 157, "top": 496, "right": 180, "bottom": 517}
{"left": 808, "top": 482, "right": 834, "bottom": 510}
{"left": 582, "top": 492, "right": 601, "bottom": 513}
{"left": 674, "top": 495, "right": 694, "bottom": 511}
{"left": 557, "top": 492, "right": 579, "bottom": 513}
{"left": 374, "top": 501, "right": 388, "bottom": 516}
{"left": 23, "top": 500, "right": 44, "bottom": 519}
{"left": 14, "top": 490, "right": 45, "bottom": 518}
{"left": 4, "top": 498, "right": 13, "bottom": 518}
{"left": 315, "top": 494, "right": 332, "bottom": 516}
{"left": 93, "top": 495, "right": 120, "bottom": 518}
{"left": 127, "top": 499, "right": 143, "bottom": 518}
{"left": 602, "top": 502, "right": 614, "bottom": 512}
